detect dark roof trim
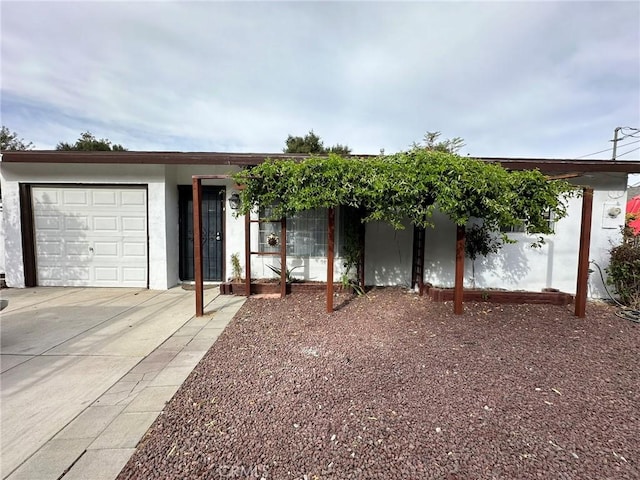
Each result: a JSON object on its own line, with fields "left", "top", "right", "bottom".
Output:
{"left": 0, "top": 151, "right": 306, "bottom": 166}
{"left": 482, "top": 157, "right": 640, "bottom": 173}
{"left": 2, "top": 151, "right": 640, "bottom": 173}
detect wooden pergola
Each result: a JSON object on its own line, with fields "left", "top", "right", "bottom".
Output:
{"left": 192, "top": 174, "right": 594, "bottom": 318}
{"left": 451, "top": 187, "right": 593, "bottom": 316}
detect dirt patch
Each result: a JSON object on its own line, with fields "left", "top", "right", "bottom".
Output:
{"left": 118, "top": 288, "right": 639, "bottom": 479}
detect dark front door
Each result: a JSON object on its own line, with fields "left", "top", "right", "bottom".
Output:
{"left": 179, "top": 186, "right": 224, "bottom": 281}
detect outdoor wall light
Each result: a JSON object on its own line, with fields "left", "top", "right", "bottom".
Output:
{"left": 228, "top": 193, "right": 241, "bottom": 210}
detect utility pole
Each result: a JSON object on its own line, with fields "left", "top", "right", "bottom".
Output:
{"left": 611, "top": 126, "right": 640, "bottom": 160}
{"left": 611, "top": 127, "right": 622, "bottom": 160}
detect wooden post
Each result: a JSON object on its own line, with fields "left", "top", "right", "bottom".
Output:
{"left": 192, "top": 177, "right": 204, "bottom": 317}
{"left": 454, "top": 225, "right": 465, "bottom": 315}
{"left": 327, "top": 208, "right": 335, "bottom": 313}
{"left": 575, "top": 187, "right": 594, "bottom": 317}
{"left": 280, "top": 217, "right": 287, "bottom": 298}
{"left": 244, "top": 210, "right": 251, "bottom": 297}
{"left": 358, "top": 219, "right": 366, "bottom": 290}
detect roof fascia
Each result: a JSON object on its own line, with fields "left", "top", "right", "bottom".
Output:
{"left": 2, "top": 151, "right": 639, "bottom": 174}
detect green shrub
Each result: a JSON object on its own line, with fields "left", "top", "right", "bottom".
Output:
{"left": 607, "top": 233, "right": 640, "bottom": 308}
{"left": 230, "top": 253, "right": 243, "bottom": 282}
{"left": 265, "top": 263, "right": 303, "bottom": 283}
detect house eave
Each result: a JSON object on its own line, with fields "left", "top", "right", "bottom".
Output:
{"left": 480, "top": 157, "right": 640, "bottom": 174}
{"left": 0, "top": 151, "right": 305, "bottom": 166}
{"left": 2, "top": 151, "right": 640, "bottom": 174}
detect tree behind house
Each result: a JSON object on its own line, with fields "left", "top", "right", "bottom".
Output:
{"left": 412, "top": 131, "right": 465, "bottom": 154}
{"left": 1, "top": 126, "right": 34, "bottom": 151}
{"left": 56, "top": 131, "right": 127, "bottom": 151}
{"left": 284, "top": 130, "right": 351, "bottom": 155}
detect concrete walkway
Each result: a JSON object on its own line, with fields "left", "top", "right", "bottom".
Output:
{"left": 0, "top": 286, "right": 245, "bottom": 480}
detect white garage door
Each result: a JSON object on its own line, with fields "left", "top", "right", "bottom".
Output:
{"left": 32, "top": 186, "right": 148, "bottom": 287}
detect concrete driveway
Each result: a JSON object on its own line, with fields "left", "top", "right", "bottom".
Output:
{"left": 0, "top": 286, "right": 245, "bottom": 480}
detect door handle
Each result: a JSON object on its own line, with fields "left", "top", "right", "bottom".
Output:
{"left": 215, "top": 232, "right": 222, "bottom": 241}
{"left": 89, "top": 247, "right": 94, "bottom": 253}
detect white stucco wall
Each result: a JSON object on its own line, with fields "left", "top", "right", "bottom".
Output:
{"left": 364, "top": 218, "right": 414, "bottom": 286}
{"left": 1, "top": 168, "right": 21, "bottom": 284}
{"left": 0, "top": 162, "right": 170, "bottom": 289}
{"left": 423, "top": 174, "right": 628, "bottom": 297}
{"left": 164, "top": 165, "right": 179, "bottom": 286}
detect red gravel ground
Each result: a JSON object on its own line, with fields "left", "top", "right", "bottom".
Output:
{"left": 118, "top": 289, "right": 639, "bottom": 480}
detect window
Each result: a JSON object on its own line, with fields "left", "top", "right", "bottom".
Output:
{"left": 502, "top": 221, "right": 526, "bottom": 234}
{"left": 287, "top": 209, "right": 329, "bottom": 256}
{"left": 501, "top": 210, "right": 555, "bottom": 234}
{"left": 259, "top": 207, "right": 329, "bottom": 257}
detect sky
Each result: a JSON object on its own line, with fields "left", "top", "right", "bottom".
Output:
{"left": 1, "top": 1, "right": 639, "bottom": 163}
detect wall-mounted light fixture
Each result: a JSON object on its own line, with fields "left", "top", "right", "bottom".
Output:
{"left": 228, "top": 193, "right": 241, "bottom": 210}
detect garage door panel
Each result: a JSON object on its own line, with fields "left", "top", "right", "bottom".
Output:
{"left": 35, "top": 215, "right": 62, "bottom": 230}
{"left": 92, "top": 190, "right": 117, "bottom": 206}
{"left": 94, "top": 242, "right": 119, "bottom": 257}
{"left": 65, "top": 242, "right": 91, "bottom": 257}
{"left": 64, "top": 216, "right": 90, "bottom": 230}
{"left": 63, "top": 190, "right": 89, "bottom": 205}
{"left": 38, "top": 267, "right": 63, "bottom": 282}
{"left": 66, "top": 268, "right": 91, "bottom": 281}
{"left": 33, "top": 190, "right": 59, "bottom": 204}
{"left": 123, "top": 267, "right": 146, "bottom": 282}
{"left": 33, "top": 186, "right": 147, "bottom": 288}
{"left": 122, "top": 217, "right": 146, "bottom": 232}
{"left": 37, "top": 241, "right": 63, "bottom": 257}
{"left": 39, "top": 267, "right": 91, "bottom": 283}
{"left": 121, "top": 190, "right": 146, "bottom": 206}
{"left": 93, "top": 216, "right": 119, "bottom": 232}
{"left": 123, "top": 242, "right": 145, "bottom": 257}
{"left": 95, "top": 267, "right": 119, "bottom": 282}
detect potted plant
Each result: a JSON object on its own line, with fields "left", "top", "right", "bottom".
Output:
{"left": 222, "top": 252, "right": 245, "bottom": 295}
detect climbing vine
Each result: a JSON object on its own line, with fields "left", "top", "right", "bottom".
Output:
{"left": 233, "top": 150, "right": 576, "bottom": 241}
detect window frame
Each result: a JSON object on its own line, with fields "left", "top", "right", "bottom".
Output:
{"left": 501, "top": 209, "right": 555, "bottom": 234}
{"left": 259, "top": 206, "right": 334, "bottom": 258}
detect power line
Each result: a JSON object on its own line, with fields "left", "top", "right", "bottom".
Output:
{"left": 620, "top": 132, "right": 640, "bottom": 140}
{"left": 616, "top": 147, "right": 640, "bottom": 159}
{"left": 620, "top": 127, "right": 640, "bottom": 138}
{"left": 575, "top": 146, "right": 614, "bottom": 159}
{"left": 575, "top": 139, "right": 640, "bottom": 159}
{"left": 618, "top": 139, "right": 640, "bottom": 149}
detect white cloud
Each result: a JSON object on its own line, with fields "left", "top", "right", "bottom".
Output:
{"left": 1, "top": 1, "right": 638, "bottom": 160}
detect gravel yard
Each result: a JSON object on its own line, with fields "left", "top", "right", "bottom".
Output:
{"left": 118, "top": 288, "right": 639, "bottom": 480}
